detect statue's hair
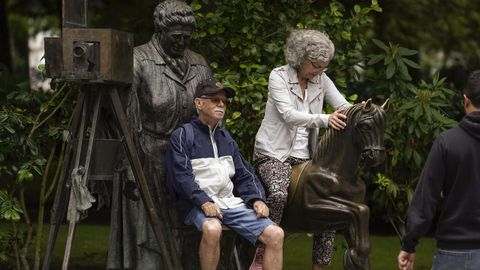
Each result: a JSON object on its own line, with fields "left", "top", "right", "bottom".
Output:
{"left": 284, "top": 30, "right": 335, "bottom": 70}
{"left": 464, "top": 70, "right": 480, "bottom": 107}
{"left": 153, "top": 0, "right": 196, "bottom": 33}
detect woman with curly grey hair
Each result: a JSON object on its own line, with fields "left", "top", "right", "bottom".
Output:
{"left": 251, "top": 29, "right": 350, "bottom": 270}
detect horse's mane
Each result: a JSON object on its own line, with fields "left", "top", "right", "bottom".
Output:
{"left": 312, "top": 102, "right": 382, "bottom": 162}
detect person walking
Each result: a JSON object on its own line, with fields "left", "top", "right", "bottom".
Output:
{"left": 398, "top": 70, "right": 480, "bottom": 270}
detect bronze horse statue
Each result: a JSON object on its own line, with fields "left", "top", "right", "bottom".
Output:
{"left": 281, "top": 99, "right": 389, "bottom": 270}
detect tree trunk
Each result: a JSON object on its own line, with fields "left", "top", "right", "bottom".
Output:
{"left": 0, "top": 0, "right": 12, "bottom": 71}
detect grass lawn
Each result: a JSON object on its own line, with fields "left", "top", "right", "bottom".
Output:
{"left": 284, "top": 233, "right": 435, "bottom": 269}
{"left": 1, "top": 223, "right": 435, "bottom": 269}
{"left": 1, "top": 222, "right": 109, "bottom": 269}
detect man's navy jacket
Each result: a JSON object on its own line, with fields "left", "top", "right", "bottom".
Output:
{"left": 165, "top": 116, "right": 267, "bottom": 220}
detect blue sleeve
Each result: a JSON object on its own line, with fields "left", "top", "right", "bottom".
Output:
{"left": 165, "top": 128, "right": 212, "bottom": 208}
{"left": 401, "top": 136, "right": 446, "bottom": 252}
{"left": 227, "top": 134, "right": 266, "bottom": 206}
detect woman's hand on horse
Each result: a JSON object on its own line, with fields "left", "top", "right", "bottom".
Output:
{"left": 253, "top": 200, "right": 270, "bottom": 218}
{"left": 201, "top": 201, "right": 223, "bottom": 219}
{"left": 328, "top": 109, "right": 347, "bottom": 130}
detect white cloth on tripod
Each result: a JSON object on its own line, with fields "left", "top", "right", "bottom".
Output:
{"left": 71, "top": 167, "right": 96, "bottom": 214}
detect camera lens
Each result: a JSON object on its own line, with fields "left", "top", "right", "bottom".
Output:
{"left": 73, "top": 43, "right": 89, "bottom": 59}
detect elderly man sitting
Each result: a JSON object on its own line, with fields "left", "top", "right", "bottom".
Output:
{"left": 165, "top": 78, "right": 284, "bottom": 270}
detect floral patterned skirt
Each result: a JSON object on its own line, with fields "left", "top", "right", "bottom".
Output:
{"left": 254, "top": 151, "right": 335, "bottom": 265}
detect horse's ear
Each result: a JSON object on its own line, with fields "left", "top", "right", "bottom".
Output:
{"left": 380, "top": 98, "right": 390, "bottom": 112}
{"left": 362, "top": 98, "right": 372, "bottom": 111}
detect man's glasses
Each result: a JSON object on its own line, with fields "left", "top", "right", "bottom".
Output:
{"left": 200, "top": 96, "right": 229, "bottom": 105}
{"left": 310, "top": 61, "right": 328, "bottom": 72}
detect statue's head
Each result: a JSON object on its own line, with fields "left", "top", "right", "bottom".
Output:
{"left": 356, "top": 99, "right": 389, "bottom": 167}
{"left": 153, "top": 0, "right": 196, "bottom": 58}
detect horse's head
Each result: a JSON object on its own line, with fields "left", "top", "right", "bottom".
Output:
{"left": 312, "top": 98, "right": 389, "bottom": 169}
{"left": 350, "top": 99, "right": 389, "bottom": 167}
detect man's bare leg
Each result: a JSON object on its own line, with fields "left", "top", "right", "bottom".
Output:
{"left": 199, "top": 219, "right": 222, "bottom": 270}
{"left": 257, "top": 224, "right": 284, "bottom": 270}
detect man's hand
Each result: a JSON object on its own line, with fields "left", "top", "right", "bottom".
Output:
{"left": 253, "top": 200, "right": 269, "bottom": 218}
{"left": 201, "top": 202, "right": 223, "bottom": 219}
{"left": 397, "top": 250, "right": 415, "bottom": 270}
{"left": 328, "top": 109, "right": 347, "bottom": 130}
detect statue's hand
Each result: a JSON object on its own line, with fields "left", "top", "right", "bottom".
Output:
{"left": 123, "top": 180, "right": 140, "bottom": 201}
{"left": 253, "top": 200, "right": 269, "bottom": 218}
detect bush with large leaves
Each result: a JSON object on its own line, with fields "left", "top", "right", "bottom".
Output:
{"left": 190, "top": 0, "right": 382, "bottom": 158}
{"left": 187, "top": 0, "right": 462, "bottom": 238}
{"left": 363, "top": 39, "right": 460, "bottom": 237}
{"left": 0, "top": 68, "right": 75, "bottom": 269}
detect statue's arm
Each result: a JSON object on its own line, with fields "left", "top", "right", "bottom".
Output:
{"left": 124, "top": 51, "right": 143, "bottom": 136}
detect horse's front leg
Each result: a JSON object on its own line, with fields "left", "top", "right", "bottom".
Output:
{"left": 326, "top": 196, "right": 370, "bottom": 270}
{"left": 303, "top": 197, "right": 370, "bottom": 269}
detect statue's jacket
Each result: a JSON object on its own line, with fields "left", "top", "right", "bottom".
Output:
{"left": 128, "top": 34, "right": 212, "bottom": 140}
{"left": 164, "top": 116, "right": 267, "bottom": 220}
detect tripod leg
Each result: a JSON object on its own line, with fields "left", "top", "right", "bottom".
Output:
{"left": 108, "top": 87, "right": 179, "bottom": 270}
{"left": 42, "top": 91, "right": 85, "bottom": 270}
{"left": 59, "top": 91, "right": 89, "bottom": 269}
{"left": 62, "top": 90, "right": 102, "bottom": 270}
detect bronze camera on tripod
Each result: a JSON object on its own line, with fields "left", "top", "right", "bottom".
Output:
{"left": 44, "top": 28, "right": 133, "bottom": 84}
{"left": 41, "top": 1, "right": 176, "bottom": 269}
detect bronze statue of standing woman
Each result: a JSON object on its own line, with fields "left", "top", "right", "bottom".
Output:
{"left": 107, "top": 1, "right": 211, "bottom": 269}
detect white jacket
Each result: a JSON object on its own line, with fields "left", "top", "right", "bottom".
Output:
{"left": 254, "top": 64, "right": 350, "bottom": 162}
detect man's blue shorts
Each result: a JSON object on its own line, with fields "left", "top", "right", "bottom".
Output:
{"left": 184, "top": 204, "right": 275, "bottom": 246}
